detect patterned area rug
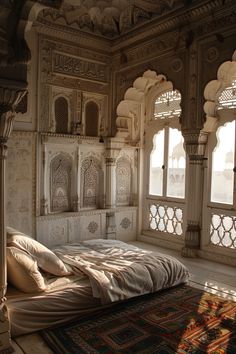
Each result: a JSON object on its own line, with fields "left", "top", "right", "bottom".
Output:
{"left": 41, "top": 285, "right": 236, "bottom": 354}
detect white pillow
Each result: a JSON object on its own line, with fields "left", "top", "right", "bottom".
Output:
{"left": 6, "top": 227, "right": 71, "bottom": 276}
{"left": 7, "top": 247, "right": 46, "bottom": 293}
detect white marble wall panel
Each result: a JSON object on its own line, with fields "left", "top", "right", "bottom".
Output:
{"left": 37, "top": 215, "right": 69, "bottom": 247}
{"left": 6, "top": 132, "right": 35, "bottom": 236}
{"left": 79, "top": 212, "right": 106, "bottom": 240}
{"left": 37, "top": 210, "right": 107, "bottom": 247}
{"left": 116, "top": 207, "right": 137, "bottom": 242}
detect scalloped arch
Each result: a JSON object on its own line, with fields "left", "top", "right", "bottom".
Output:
{"left": 203, "top": 50, "right": 236, "bottom": 132}
{"left": 115, "top": 70, "right": 175, "bottom": 142}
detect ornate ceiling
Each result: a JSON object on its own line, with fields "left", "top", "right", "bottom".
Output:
{"left": 39, "top": 0, "right": 186, "bottom": 39}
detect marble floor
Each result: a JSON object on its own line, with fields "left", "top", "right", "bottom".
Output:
{"left": 11, "top": 241, "right": 236, "bottom": 354}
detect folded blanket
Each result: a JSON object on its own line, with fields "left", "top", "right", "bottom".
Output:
{"left": 54, "top": 239, "right": 189, "bottom": 304}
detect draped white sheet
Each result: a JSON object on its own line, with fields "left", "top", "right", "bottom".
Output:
{"left": 54, "top": 239, "right": 189, "bottom": 304}
{"left": 6, "top": 240, "right": 189, "bottom": 337}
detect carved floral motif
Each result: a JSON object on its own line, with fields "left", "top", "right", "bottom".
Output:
{"left": 87, "top": 221, "right": 99, "bottom": 234}
{"left": 120, "top": 217, "right": 132, "bottom": 229}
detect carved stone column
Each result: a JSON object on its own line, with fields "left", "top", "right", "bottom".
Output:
{"left": 182, "top": 131, "right": 208, "bottom": 258}
{"left": 0, "top": 85, "right": 26, "bottom": 353}
{"left": 105, "top": 157, "right": 117, "bottom": 209}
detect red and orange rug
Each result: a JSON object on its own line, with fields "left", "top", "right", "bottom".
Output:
{"left": 41, "top": 284, "right": 236, "bottom": 353}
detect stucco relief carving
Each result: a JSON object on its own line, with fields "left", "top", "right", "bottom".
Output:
{"left": 116, "top": 157, "right": 131, "bottom": 206}
{"left": 120, "top": 217, "right": 132, "bottom": 229}
{"left": 204, "top": 50, "right": 236, "bottom": 132}
{"left": 39, "top": 0, "right": 182, "bottom": 38}
{"left": 6, "top": 132, "right": 35, "bottom": 235}
{"left": 87, "top": 221, "right": 99, "bottom": 234}
{"left": 50, "top": 153, "right": 72, "bottom": 213}
{"left": 116, "top": 70, "right": 169, "bottom": 142}
{"left": 49, "top": 224, "right": 67, "bottom": 245}
{"left": 39, "top": 84, "right": 50, "bottom": 132}
{"left": 80, "top": 156, "right": 103, "bottom": 209}
{"left": 53, "top": 52, "right": 109, "bottom": 83}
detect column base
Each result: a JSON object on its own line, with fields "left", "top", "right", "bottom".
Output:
{"left": 181, "top": 246, "right": 198, "bottom": 258}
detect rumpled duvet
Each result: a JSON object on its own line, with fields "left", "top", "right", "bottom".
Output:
{"left": 54, "top": 239, "right": 189, "bottom": 304}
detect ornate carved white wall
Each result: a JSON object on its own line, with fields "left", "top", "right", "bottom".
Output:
{"left": 6, "top": 132, "right": 35, "bottom": 236}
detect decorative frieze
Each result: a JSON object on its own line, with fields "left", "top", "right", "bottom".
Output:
{"left": 53, "top": 52, "right": 109, "bottom": 83}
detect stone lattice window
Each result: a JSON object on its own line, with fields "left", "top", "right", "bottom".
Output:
{"left": 210, "top": 213, "right": 236, "bottom": 249}
{"left": 154, "top": 90, "right": 181, "bottom": 120}
{"left": 149, "top": 203, "right": 183, "bottom": 236}
{"left": 54, "top": 97, "right": 69, "bottom": 134}
{"left": 116, "top": 157, "right": 131, "bottom": 206}
{"left": 217, "top": 80, "right": 236, "bottom": 111}
{"left": 50, "top": 154, "right": 72, "bottom": 212}
{"left": 85, "top": 101, "right": 99, "bottom": 137}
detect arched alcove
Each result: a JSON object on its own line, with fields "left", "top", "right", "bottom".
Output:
{"left": 50, "top": 153, "right": 72, "bottom": 212}
{"left": 54, "top": 96, "right": 69, "bottom": 134}
{"left": 116, "top": 156, "right": 131, "bottom": 206}
{"left": 85, "top": 101, "right": 99, "bottom": 137}
{"left": 80, "top": 156, "right": 103, "bottom": 208}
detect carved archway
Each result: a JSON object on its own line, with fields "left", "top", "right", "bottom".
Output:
{"left": 203, "top": 50, "right": 236, "bottom": 132}
{"left": 115, "top": 70, "right": 173, "bottom": 142}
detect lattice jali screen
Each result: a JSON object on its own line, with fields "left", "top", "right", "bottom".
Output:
{"left": 210, "top": 213, "right": 236, "bottom": 249}
{"left": 154, "top": 90, "right": 181, "bottom": 120}
{"left": 217, "top": 80, "right": 236, "bottom": 110}
{"left": 149, "top": 204, "right": 183, "bottom": 236}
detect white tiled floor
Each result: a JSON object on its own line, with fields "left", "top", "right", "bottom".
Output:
{"left": 12, "top": 241, "right": 236, "bottom": 353}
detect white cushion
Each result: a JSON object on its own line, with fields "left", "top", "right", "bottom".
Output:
{"left": 7, "top": 247, "right": 46, "bottom": 293}
{"left": 6, "top": 227, "right": 71, "bottom": 276}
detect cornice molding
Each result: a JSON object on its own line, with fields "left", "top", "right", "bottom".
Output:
{"left": 112, "top": 0, "right": 235, "bottom": 51}
{"left": 35, "top": 20, "right": 112, "bottom": 54}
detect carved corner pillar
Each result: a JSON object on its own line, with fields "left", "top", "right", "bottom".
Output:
{"left": 0, "top": 85, "right": 26, "bottom": 353}
{"left": 105, "top": 156, "right": 117, "bottom": 209}
{"left": 181, "top": 130, "right": 208, "bottom": 258}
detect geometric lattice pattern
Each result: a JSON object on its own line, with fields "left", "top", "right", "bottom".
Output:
{"left": 217, "top": 80, "right": 236, "bottom": 110}
{"left": 154, "top": 90, "right": 181, "bottom": 120}
{"left": 210, "top": 213, "right": 236, "bottom": 249}
{"left": 149, "top": 204, "right": 183, "bottom": 236}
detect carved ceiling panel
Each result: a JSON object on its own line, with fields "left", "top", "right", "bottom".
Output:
{"left": 38, "top": 0, "right": 186, "bottom": 38}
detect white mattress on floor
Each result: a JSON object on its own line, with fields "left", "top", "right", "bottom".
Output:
{"left": 6, "top": 274, "right": 102, "bottom": 337}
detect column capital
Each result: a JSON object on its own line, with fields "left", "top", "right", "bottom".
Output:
{"left": 182, "top": 130, "right": 208, "bottom": 159}
{"left": 105, "top": 157, "right": 117, "bottom": 165}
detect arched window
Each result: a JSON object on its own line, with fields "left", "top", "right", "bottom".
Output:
{"left": 203, "top": 67, "right": 236, "bottom": 255}
{"left": 85, "top": 101, "right": 99, "bottom": 137}
{"left": 54, "top": 97, "right": 69, "bottom": 134}
{"left": 145, "top": 88, "right": 186, "bottom": 239}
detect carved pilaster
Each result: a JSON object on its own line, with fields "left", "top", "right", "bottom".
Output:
{"left": 106, "top": 212, "right": 116, "bottom": 239}
{"left": 105, "top": 156, "right": 117, "bottom": 209}
{"left": 0, "top": 85, "right": 26, "bottom": 353}
{"left": 182, "top": 130, "right": 208, "bottom": 258}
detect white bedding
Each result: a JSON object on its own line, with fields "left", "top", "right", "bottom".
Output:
{"left": 7, "top": 239, "right": 189, "bottom": 337}
{"left": 7, "top": 275, "right": 101, "bottom": 337}
{"left": 54, "top": 239, "right": 189, "bottom": 304}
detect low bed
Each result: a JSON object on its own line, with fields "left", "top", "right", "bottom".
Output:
{"left": 6, "top": 228, "right": 189, "bottom": 337}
